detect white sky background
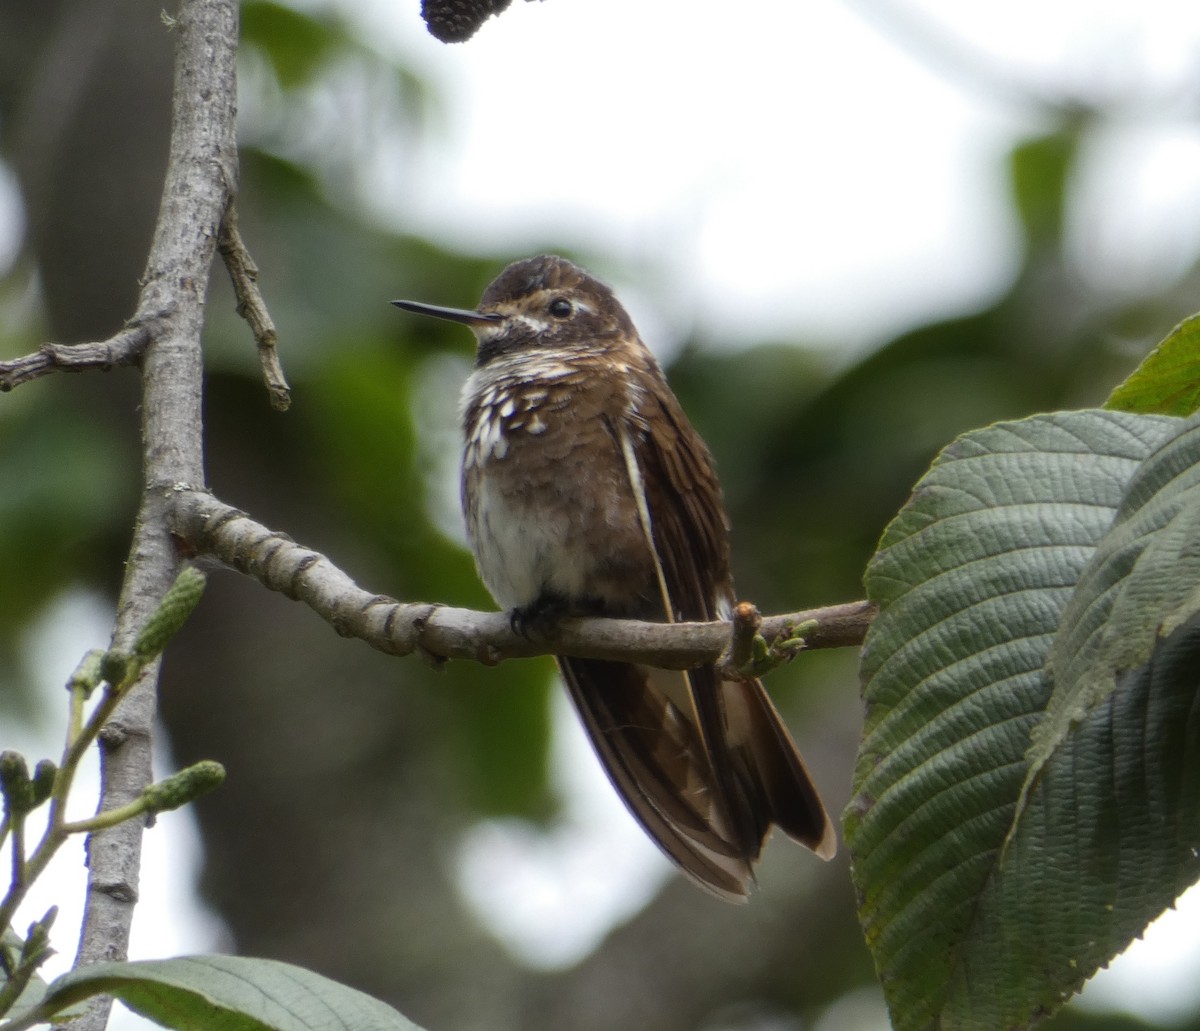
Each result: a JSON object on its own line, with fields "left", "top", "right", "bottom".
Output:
{"left": 8, "top": 1, "right": 1200, "bottom": 1028}
{"left": 357, "top": 0, "right": 1200, "bottom": 351}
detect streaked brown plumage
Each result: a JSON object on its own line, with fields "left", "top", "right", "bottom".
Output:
{"left": 394, "top": 255, "right": 834, "bottom": 900}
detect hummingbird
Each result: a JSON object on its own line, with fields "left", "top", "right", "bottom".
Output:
{"left": 393, "top": 255, "right": 834, "bottom": 900}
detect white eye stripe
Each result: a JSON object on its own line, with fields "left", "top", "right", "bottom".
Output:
{"left": 476, "top": 313, "right": 551, "bottom": 340}
{"left": 514, "top": 314, "right": 550, "bottom": 334}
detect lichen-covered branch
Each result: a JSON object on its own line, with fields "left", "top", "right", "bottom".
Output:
{"left": 171, "top": 487, "right": 876, "bottom": 669}
{"left": 64, "top": 2, "right": 239, "bottom": 1028}
{"left": 0, "top": 324, "right": 154, "bottom": 392}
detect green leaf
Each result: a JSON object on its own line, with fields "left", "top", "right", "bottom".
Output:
{"left": 978, "top": 414, "right": 1200, "bottom": 1020}
{"left": 1106, "top": 313, "right": 1200, "bottom": 416}
{"left": 846, "top": 409, "right": 1178, "bottom": 1031}
{"left": 1035, "top": 413, "right": 1200, "bottom": 774}
{"left": 28, "top": 955, "right": 425, "bottom": 1031}
{"left": 1, "top": 928, "right": 46, "bottom": 1023}
{"left": 0, "top": 919, "right": 81, "bottom": 1024}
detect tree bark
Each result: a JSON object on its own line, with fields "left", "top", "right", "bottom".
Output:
{"left": 58, "top": 1, "right": 238, "bottom": 1026}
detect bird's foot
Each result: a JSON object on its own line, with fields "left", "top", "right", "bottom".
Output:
{"left": 509, "top": 592, "right": 571, "bottom": 640}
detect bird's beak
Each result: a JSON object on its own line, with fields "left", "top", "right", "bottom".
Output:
{"left": 391, "top": 299, "right": 503, "bottom": 327}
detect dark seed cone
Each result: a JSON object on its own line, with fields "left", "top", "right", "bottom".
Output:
{"left": 421, "top": 0, "right": 512, "bottom": 42}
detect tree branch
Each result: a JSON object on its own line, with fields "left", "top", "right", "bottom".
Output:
{"left": 0, "top": 324, "right": 153, "bottom": 391}
{"left": 170, "top": 487, "right": 876, "bottom": 668}
{"left": 64, "top": 1, "right": 238, "bottom": 1028}
{"left": 217, "top": 200, "right": 290, "bottom": 411}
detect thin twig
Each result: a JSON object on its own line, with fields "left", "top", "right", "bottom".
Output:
{"left": 170, "top": 486, "right": 877, "bottom": 668}
{"left": 720, "top": 601, "right": 763, "bottom": 678}
{"left": 0, "top": 325, "right": 152, "bottom": 392}
{"left": 217, "top": 200, "right": 290, "bottom": 411}
{"left": 0, "top": 661, "right": 137, "bottom": 958}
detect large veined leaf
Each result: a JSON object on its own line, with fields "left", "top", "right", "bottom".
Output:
{"left": 991, "top": 414, "right": 1200, "bottom": 1020}
{"left": 846, "top": 409, "right": 1182, "bottom": 1031}
{"left": 1032, "top": 413, "right": 1200, "bottom": 777}
{"left": 15, "top": 955, "right": 424, "bottom": 1031}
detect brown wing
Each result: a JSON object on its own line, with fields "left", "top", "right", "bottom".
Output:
{"left": 623, "top": 365, "right": 835, "bottom": 863}
{"left": 627, "top": 378, "right": 729, "bottom": 621}
{"left": 560, "top": 363, "right": 832, "bottom": 901}
{"left": 558, "top": 658, "right": 757, "bottom": 901}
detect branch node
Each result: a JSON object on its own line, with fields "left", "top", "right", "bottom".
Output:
{"left": 97, "top": 723, "right": 129, "bottom": 752}
{"left": 409, "top": 603, "right": 449, "bottom": 667}
{"left": 475, "top": 643, "right": 505, "bottom": 667}
{"left": 93, "top": 880, "right": 138, "bottom": 905}
{"left": 409, "top": 601, "right": 440, "bottom": 633}
{"left": 719, "top": 601, "right": 763, "bottom": 681}
{"left": 415, "top": 643, "right": 449, "bottom": 670}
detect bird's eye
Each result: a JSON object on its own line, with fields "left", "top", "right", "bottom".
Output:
{"left": 548, "top": 297, "right": 573, "bottom": 319}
